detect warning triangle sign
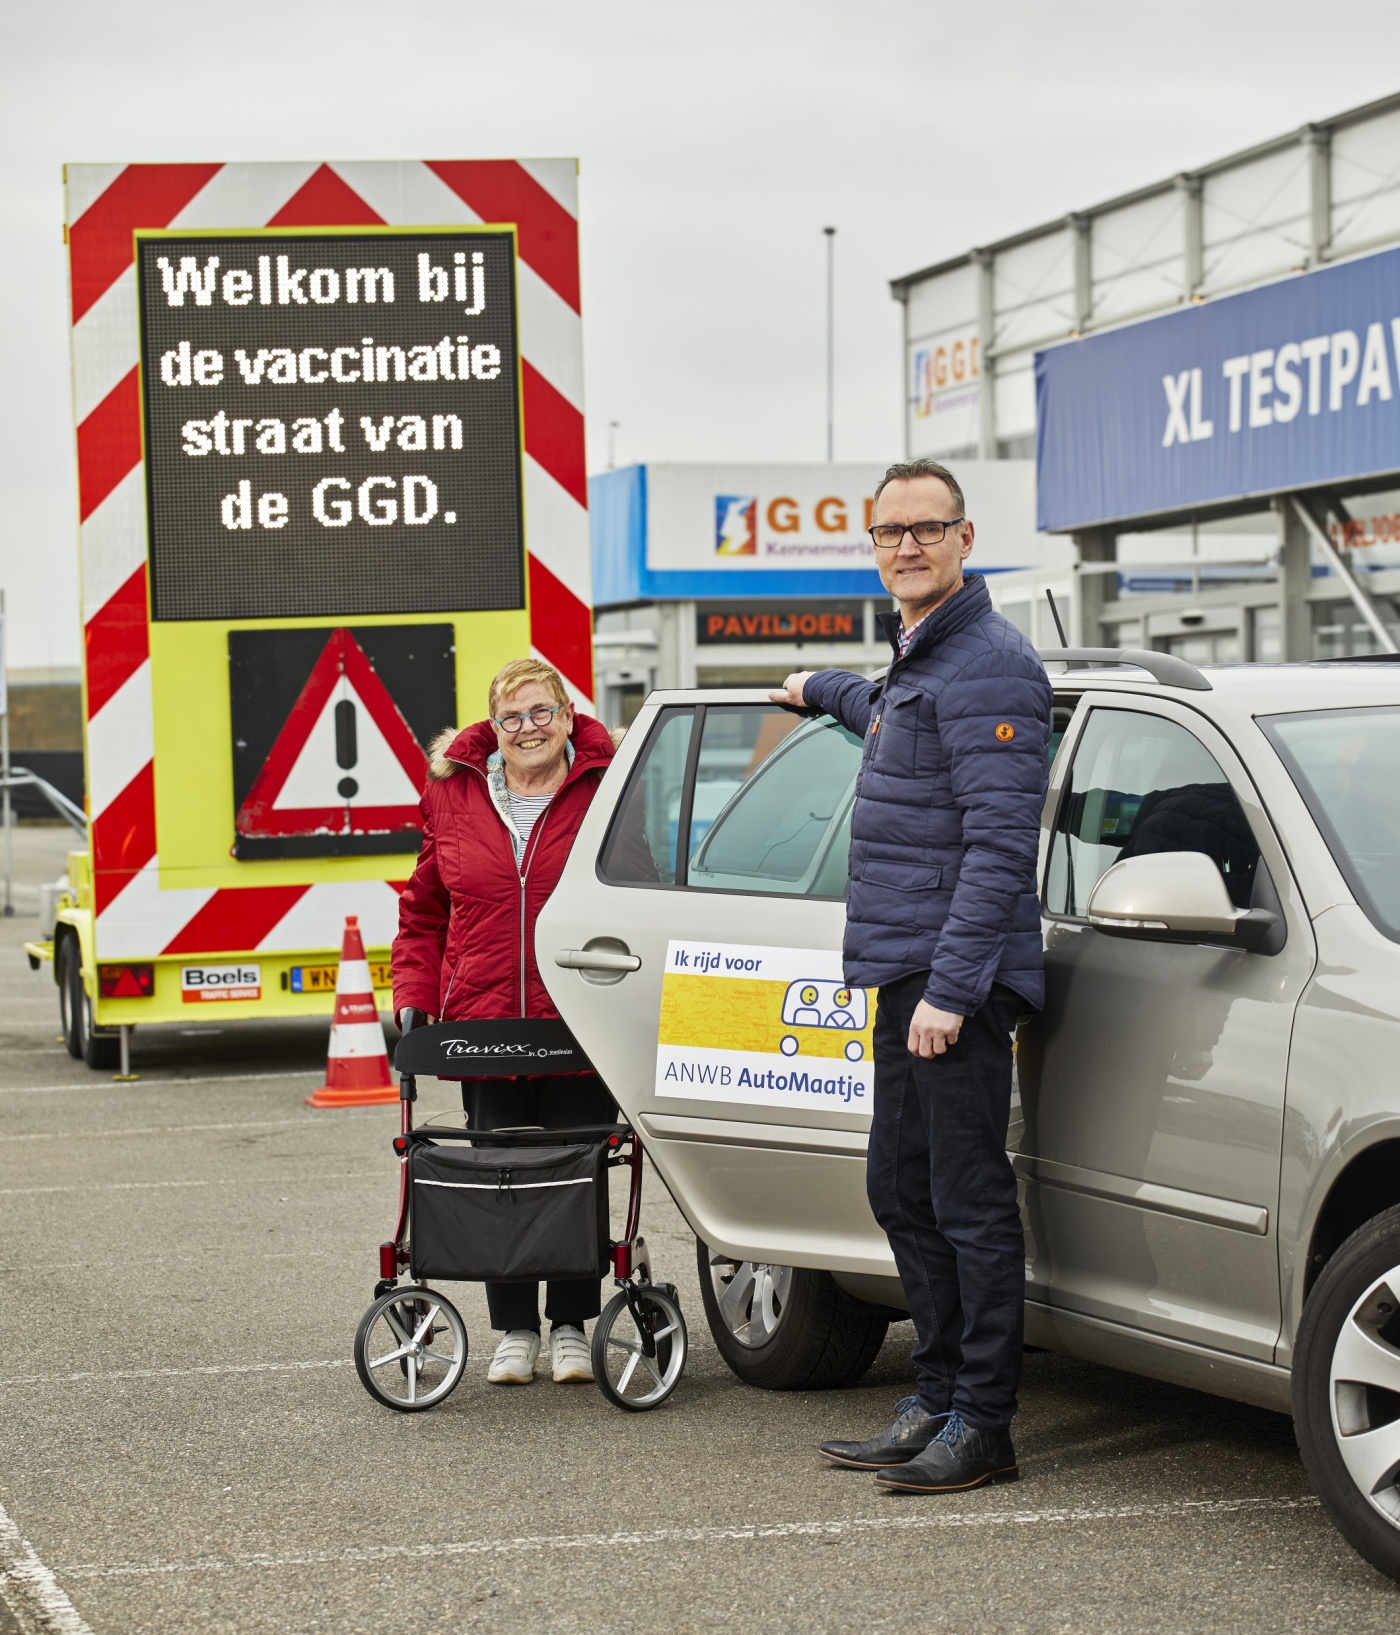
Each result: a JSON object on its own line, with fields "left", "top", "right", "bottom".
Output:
{"left": 236, "top": 629, "right": 427, "bottom": 839}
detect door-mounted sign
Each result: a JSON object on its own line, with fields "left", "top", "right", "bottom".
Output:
{"left": 229, "top": 624, "right": 455, "bottom": 859}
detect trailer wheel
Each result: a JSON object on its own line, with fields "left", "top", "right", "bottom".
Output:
{"left": 70, "top": 959, "right": 120, "bottom": 1072}
{"left": 57, "top": 935, "right": 83, "bottom": 1059}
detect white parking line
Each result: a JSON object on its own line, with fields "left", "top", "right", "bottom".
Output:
{"left": 0, "top": 1248, "right": 342, "bottom": 1275}
{"left": 0, "top": 1071, "right": 322, "bottom": 1096}
{"left": 58, "top": 1495, "right": 1321, "bottom": 1579}
{"left": 0, "top": 1173, "right": 379, "bottom": 1197}
{"left": 0, "top": 1359, "right": 353, "bottom": 1389}
{"left": 0, "top": 1114, "right": 386, "bottom": 1142}
{"left": 0, "top": 1496, "right": 94, "bottom": 1634}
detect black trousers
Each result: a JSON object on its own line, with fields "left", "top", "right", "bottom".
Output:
{"left": 867, "top": 974, "right": 1024, "bottom": 1430}
{"left": 462, "top": 1074, "right": 617, "bottom": 1333}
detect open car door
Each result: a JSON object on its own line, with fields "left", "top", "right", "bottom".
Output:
{"left": 537, "top": 690, "right": 897, "bottom": 1284}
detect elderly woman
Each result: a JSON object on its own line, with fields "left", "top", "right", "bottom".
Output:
{"left": 392, "top": 658, "right": 618, "bottom": 1387}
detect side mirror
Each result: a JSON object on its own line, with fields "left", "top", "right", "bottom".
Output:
{"left": 1086, "top": 851, "right": 1281, "bottom": 952}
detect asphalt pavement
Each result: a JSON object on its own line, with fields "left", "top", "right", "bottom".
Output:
{"left": 1, "top": 825, "right": 1397, "bottom": 1633}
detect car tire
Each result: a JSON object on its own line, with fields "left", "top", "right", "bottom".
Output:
{"left": 57, "top": 934, "right": 83, "bottom": 1060}
{"left": 1294, "top": 1203, "right": 1400, "bottom": 1582}
{"left": 696, "top": 1237, "right": 889, "bottom": 1391}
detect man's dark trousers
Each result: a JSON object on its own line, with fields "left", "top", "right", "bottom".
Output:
{"left": 867, "top": 972, "right": 1023, "bottom": 1430}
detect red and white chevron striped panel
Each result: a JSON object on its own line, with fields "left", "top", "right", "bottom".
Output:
{"left": 67, "top": 160, "right": 592, "bottom": 960}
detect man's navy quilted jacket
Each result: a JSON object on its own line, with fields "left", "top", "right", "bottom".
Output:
{"left": 803, "top": 573, "right": 1053, "bottom": 1016}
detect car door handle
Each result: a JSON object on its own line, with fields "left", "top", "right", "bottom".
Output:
{"left": 554, "top": 949, "right": 642, "bottom": 972}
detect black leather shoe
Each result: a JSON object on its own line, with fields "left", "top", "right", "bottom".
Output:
{"left": 873, "top": 1412, "right": 1019, "bottom": 1493}
{"left": 818, "top": 1396, "right": 949, "bottom": 1469}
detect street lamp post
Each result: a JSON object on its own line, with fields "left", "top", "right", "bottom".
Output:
{"left": 824, "top": 227, "right": 836, "bottom": 462}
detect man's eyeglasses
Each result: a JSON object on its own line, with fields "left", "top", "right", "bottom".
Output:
{"left": 868, "top": 518, "right": 965, "bottom": 550}
{"left": 494, "top": 704, "right": 566, "bottom": 734}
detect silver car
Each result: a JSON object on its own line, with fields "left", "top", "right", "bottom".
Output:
{"left": 539, "top": 652, "right": 1400, "bottom": 1581}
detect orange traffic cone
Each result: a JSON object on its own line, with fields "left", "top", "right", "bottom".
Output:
{"left": 306, "top": 916, "right": 398, "bottom": 1108}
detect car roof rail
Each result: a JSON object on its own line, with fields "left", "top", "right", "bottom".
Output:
{"left": 1037, "top": 647, "right": 1213, "bottom": 691}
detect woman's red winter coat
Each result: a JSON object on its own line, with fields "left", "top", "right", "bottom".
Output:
{"left": 391, "top": 713, "right": 615, "bottom": 1022}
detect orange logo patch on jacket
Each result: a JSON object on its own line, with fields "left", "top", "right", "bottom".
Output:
{"left": 995, "top": 723, "right": 1015, "bottom": 742}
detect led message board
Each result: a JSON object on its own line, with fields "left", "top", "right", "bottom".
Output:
{"left": 136, "top": 228, "right": 524, "bottom": 621}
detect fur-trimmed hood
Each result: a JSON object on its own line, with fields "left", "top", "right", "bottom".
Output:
{"left": 393, "top": 708, "right": 619, "bottom": 1023}
{"left": 425, "top": 712, "right": 615, "bottom": 782}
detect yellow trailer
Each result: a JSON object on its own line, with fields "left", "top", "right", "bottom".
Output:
{"left": 47, "top": 160, "right": 593, "bottom": 1070}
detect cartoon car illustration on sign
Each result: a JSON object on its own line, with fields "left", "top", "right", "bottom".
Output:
{"left": 779, "top": 979, "right": 867, "bottom": 1060}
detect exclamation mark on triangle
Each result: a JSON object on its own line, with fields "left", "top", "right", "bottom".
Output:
{"left": 336, "top": 695, "right": 358, "bottom": 802}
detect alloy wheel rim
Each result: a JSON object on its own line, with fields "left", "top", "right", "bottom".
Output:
{"left": 363, "top": 1293, "right": 466, "bottom": 1407}
{"left": 599, "top": 1292, "right": 685, "bottom": 1406}
{"left": 1329, "top": 1264, "right": 1400, "bottom": 1528}
{"left": 709, "top": 1258, "right": 794, "bottom": 1348}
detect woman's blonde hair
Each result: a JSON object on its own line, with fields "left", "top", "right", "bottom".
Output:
{"left": 488, "top": 658, "right": 571, "bottom": 720}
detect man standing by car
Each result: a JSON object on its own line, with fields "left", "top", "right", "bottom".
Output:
{"left": 770, "top": 458, "right": 1051, "bottom": 1494}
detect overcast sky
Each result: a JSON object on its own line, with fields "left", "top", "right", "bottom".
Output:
{"left": 4, "top": 0, "right": 1400, "bottom": 670}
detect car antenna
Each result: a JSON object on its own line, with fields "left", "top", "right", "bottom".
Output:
{"left": 1045, "top": 588, "right": 1069, "bottom": 647}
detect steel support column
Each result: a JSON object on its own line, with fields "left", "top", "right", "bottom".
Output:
{"left": 1295, "top": 496, "right": 1398, "bottom": 653}
{"left": 1276, "top": 496, "right": 1312, "bottom": 660}
{"left": 1304, "top": 124, "right": 1332, "bottom": 266}
{"left": 1069, "top": 213, "right": 1092, "bottom": 332}
{"left": 1073, "top": 528, "right": 1118, "bottom": 646}
{"left": 1177, "top": 174, "right": 1203, "bottom": 298}
{"left": 974, "top": 249, "right": 996, "bottom": 459}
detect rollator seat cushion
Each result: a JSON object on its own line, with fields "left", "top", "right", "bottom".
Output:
{"left": 394, "top": 1018, "right": 592, "bottom": 1080}
{"left": 408, "top": 1139, "right": 609, "bottom": 1282}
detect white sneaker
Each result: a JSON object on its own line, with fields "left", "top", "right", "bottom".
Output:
{"left": 551, "top": 1324, "right": 594, "bottom": 1383}
{"left": 487, "top": 1329, "right": 540, "bottom": 1385}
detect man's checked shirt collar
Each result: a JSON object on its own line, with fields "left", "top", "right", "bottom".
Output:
{"left": 896, "top": 613, "right": 929, "bottom": 659}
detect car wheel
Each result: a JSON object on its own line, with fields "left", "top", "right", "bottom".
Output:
{"left": 57, "top": 934, "right": 83, "bottom": 1059}
{"left": 1294, "top": 1203, "right": 1400, "bottom": 1582}
{"left": 696, "top": 1237, "right": 889, "bottom": 1391}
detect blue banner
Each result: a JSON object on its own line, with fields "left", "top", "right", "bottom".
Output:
{"left": 1035, "top": 243, "right": 1400, "bottom": 531}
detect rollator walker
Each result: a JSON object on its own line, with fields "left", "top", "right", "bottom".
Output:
{"left": 353, "top": 1011, "right": 687, "bottom": 1412}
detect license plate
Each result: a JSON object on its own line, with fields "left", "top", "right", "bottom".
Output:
{"left": 289, "top": 962, "right": 393, "bottom": 994}
{"left": 181, "top": 963, "right": 262, "bottom": 1003}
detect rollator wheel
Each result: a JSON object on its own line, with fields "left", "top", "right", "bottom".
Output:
{"left": 354, "top": 1285, "right": 467, "bottom": 1412}
{"left": 592, "top": 1284, "right": 687, "bottom": 1412}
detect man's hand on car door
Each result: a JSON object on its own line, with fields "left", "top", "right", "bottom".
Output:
{"left": 909, "top": 1001, "right": 963, "bottom": 1058}
{"left": 769, "top": 671, "right": 814, "bottom": 707}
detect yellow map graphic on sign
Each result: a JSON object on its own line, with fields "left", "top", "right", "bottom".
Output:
{"left": 660, "top": 973, "right": 876, "bottom": 1063}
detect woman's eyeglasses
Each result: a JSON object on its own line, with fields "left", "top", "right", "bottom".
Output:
{"left": 868, "top": 518, "right": 965, "bottom": 550}
{"left": 494, "top": 704, "right": 566, "bottom": 734}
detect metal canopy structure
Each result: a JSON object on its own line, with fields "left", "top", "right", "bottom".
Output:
{"left": 893, "top": 91, "right": 1400, "bottom": 662}
{"left": 894, "top": 90, "right": 1400, "bottom": 466}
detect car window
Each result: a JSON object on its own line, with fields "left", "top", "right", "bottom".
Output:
{"left": 1045, "top": 707, "right": 1261, "bottom": 917}
{"left": 598, "top": 704, "right": 862, "bottom": 895}
{"left": 1048, "top": 700, "right": 1078, "bottom": 775}
{"left": 599, "top": 707, "right": 694, "bottom": 884}
{"left": 1261, "top": 705, "right": 1400, "bottom": 941}
{"left": 688, "top": 710, "right": 863, "bottom": 895}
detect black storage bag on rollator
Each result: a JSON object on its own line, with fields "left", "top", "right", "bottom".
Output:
{"left": 409, "top": 1140, "right": 609, "bottom": 1283}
